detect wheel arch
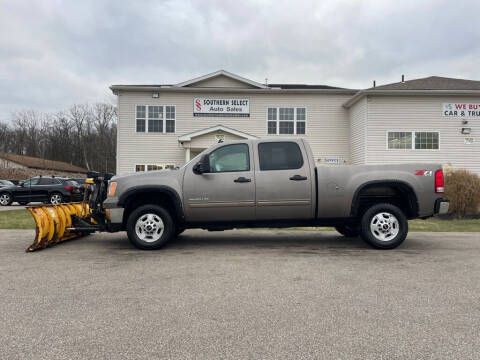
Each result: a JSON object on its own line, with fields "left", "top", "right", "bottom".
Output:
{"left": 118, "top": 185, "right": 184, "bottom": 227}
{"left": 350, "top": 180, "right": 419, "bottom": 219}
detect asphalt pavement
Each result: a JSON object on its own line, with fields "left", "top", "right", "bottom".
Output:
{"left": 0, "top": 229, "right": 479, "bottom": 359}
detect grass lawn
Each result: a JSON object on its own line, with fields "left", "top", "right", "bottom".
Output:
{"left": 0, "top": 209, "right": 479, "bottom": 232}
{"left": 0, "top": 210, "right": 36, "bottom": 229}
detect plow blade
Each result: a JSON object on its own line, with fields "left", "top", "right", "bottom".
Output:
{"left": 26, "top": 203, "right": 92, "bottom": 252}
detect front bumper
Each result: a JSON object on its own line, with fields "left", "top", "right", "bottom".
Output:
{"left": 434, "top": 198, "right": 450, "bottom": 215}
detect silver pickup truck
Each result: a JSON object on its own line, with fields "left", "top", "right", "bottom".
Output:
{"left": 103, "top": 139, "right": 449, "bottom": 250}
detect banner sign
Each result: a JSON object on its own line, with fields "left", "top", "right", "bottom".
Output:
{"left": 443, "top": 103, "right": 480, "bottom": 118}
{"left": 194, "top": 98, "right": 249, "bottom": 117}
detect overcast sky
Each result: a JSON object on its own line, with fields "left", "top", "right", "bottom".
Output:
{"left": 1, "top": 0, "right": 479, "bottom": 122}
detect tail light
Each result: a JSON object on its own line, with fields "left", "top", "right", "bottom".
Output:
{"left": 65, "top": 185, "right": 74, "bottom": 191}
{"left": 435, "top": 169, "right": 444, "bottom": 193}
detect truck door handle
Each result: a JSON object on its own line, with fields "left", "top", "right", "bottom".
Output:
{"left": 289, "top": 175, "right": 308, "bottom": 181}
{"left": 234, "top": 177, "right": 251, "bottom": 183}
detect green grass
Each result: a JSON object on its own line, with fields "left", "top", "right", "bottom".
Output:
{"left": 0, "top": 210, "right": 36, "bottom": 229}
{"left": 0, "top": 209, "right": 479, "bottom": 232}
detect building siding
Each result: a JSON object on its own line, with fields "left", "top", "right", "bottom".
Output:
{"left": 117, "top": 91, "right": 352, "bottom": 174}
{"left": 365, "top": 95, "right": 480, "bottom": 174}
{"left": 349, "top": 97, "right": 367, "bottom": 165}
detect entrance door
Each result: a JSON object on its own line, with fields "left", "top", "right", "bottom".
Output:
{"left": 183, "top": 143, "right": 255, "bottom": 222}
{"left": 254, "top": 141, "right": 313, "bottom": 220}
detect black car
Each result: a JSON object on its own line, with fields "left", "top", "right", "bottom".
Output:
{"left": 0, "top": 176, "right": 83, "bottom": 206}
{"left": 0, "top": 180, "right": 15, "bottom": 188}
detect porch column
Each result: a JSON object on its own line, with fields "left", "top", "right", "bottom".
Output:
{"left": 185, "top": 147, "right": 191, "bottom": 162}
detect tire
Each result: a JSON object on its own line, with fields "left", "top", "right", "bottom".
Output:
{"left": 0, "top": 193, "right": 13, "bottom": 206}
{"left": 49, "top": 193, "right": 63, "bottom": 205}
{"left": 126, "top": 204, "right": 174, "bottom": 250}
{"left": 360, "top": 203, "right": 408, "bottom": 249}
{"left": 335, "top": 224, "right": 359, "bottom": 237}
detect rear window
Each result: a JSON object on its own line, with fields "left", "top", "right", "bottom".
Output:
{"left": 258, "top": 142, "right": 304, "bottom": 171}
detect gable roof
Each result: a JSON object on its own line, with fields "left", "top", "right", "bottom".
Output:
{"left": 344, "top": 76, "right": 480, "bottom": 108}
{"left": 0, "top": 153, "right": 87, "bottom": 173}
{"left": 178, "top": 125, "right": 258, "bottom": 142}
{"left": 176, "top": 70, "right": 268, "bottom": 89}
{"left": 370, "top": 76, "right": 480, "bottom": 91}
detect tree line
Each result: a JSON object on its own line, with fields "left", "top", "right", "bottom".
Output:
{"left": 0, "top": 103, "right": 117, "bottom": 174}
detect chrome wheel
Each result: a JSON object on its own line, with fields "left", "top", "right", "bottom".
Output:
{"left": 50, "top": 194, "right": 62, "bottom": 205}
{"left": 370, "top": 212, "right": 399, "bottom": 242}
{"left": 135, "top": 213, "right": 164, "bottom": 243}
{"left": 0, "top": 193, "right": 11, "bottom": 206}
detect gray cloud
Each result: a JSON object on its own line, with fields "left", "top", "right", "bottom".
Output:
{"left": 1, "top": 0, "right": 479, "bottom": 121}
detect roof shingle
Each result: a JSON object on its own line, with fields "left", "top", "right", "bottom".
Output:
{"left": 0, "top": 153, "right": 87, "bottom": 173}
{"left": 370, "top": 76, "right": 480, "bottom": 91}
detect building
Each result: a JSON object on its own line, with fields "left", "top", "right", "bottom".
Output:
{"left": 110, "top": 70, "right": 480, "bottom": 175}
{"left": 0, "top": 153, "right": 87, "bottom": 174}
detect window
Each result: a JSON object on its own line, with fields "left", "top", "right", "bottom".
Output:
{"left": 208, "top": 144, "right": 250, "bottom": 173}
{"left": 415, "top": 132, "right": 439, "bottom": 149}
{"left": 148, "top": 106, "right": 163, "bottom": 132}
{"left": 38, "top": 178, "right": 54, "bottom": 185}
{"left": 267, "top": 107, "right": 306, "bottom": 135}
{"left": 388, "top": 132, "right": 412, "bottom": 149}
{"left": 258, "top": 142, "right": 304, "bottom": 171}
{"left": 23, "top": 178, "right": 40, "bottom": 186}
{"left": 135, "top": 165, "right": 145, "bottom": 172}
{"left": 136, "top": 106, "right": 146, "bottom": 132}
{"left": 147, "top": 164, "right": 163, "bottom": 171}
{"left": 136, "top": 105, "right": 175, "bottom": 133}
{"left": 166, "top": 106, "right": 175, "bottom": 133}
{"left": 387, "top": 131, "right": 439, "bottom": 150}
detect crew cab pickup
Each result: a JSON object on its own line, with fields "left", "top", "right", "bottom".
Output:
{"left": 103, "top": 139, "right": 449, "bottom": 250}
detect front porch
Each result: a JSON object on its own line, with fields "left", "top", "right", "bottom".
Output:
{"left": 178, "top": 125, "right": 258, "bottom": 162}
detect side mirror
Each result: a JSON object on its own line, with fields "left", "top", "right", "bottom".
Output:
{"left": 193, "top": 154, "right": 210, "bottom": 174}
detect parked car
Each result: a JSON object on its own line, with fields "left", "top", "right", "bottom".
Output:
{"left": 0, "top": 180, "right": 15, "bottom": 188}
{"left": 0, "top": 176, "right": 83, "bottom": 206}
{"left": 95, "top": 138, "right": 449, "bottom": 250}
{"left": 68, "top": 177, "right": 87, "bottom": 185}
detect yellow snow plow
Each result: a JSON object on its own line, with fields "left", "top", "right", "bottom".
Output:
{"left": 26, "top": 172, "right": 113, "bottom": 252}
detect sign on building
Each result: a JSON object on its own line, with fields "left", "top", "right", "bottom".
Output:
{"left": 443, "top": 103, "right": 480, "bottom": 118}
{"left": 194, "top": 98, "right": 250, "bottom": 117}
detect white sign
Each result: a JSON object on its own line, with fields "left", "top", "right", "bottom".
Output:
{"left": 464, "top": 137, "right": 475, "bottom": 145}
{"left": 443, "top": 103, "right": 480, "bottom": 118}
{"left": 194, "top": 98, "right": 249, "bottom": 117}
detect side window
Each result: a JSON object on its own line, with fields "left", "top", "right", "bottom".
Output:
{"left": 208, "top": 144, "right": 250, "bottom": 173}
{"left": 38, "top": 178, "right": 53, "bottom": 185}
{"left": 258, "top": 142, "right": 304, "bottom": 171}
{"left": 25, "top": 178, "right": 40, "bottom": 186}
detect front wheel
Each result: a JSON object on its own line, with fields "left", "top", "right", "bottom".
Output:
{"left": 360, "top": 203, "right": 408, "bottom": 249}
{"left": 0, "top": 193, "right": 13, "bottom": 206}
{"left": 126, "top": 205, "right": 174, "bottom": 250}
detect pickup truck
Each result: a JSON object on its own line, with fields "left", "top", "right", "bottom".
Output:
{"left": 103, "top": 139, "right": 449, "bottom": 250}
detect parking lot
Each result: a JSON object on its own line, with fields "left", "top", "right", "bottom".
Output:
{"left": 1, "top": 229, "right": 479, "bottom": 359}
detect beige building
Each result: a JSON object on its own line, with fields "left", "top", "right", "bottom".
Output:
{"left": 111, "top": 70, "right": 480, "bottom": 175}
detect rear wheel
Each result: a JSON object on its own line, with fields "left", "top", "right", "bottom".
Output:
{"left": 360, "top": 203, "right": 408, "bottom": 249}
{"left": 0, "top": 193, "right": 12, "bottom": 206}
{"left": 127, "top": 204, "right": 174, "bottom": 250}
{"left": 49, "top": 193, "right": 63, "bottom": 205}
{"left": 335, "top": 224, "right": 359, "bottom": 237}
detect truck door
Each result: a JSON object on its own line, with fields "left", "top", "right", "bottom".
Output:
{"left": 254, "top": 141, "right": 313, "bottom": 220}
{"left": 183, "top": 143, "right": 255, "bottom": 222}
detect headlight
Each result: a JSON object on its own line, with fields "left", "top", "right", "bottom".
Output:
{"left": 108, "top": 182, "right": 117, "bottom": 197}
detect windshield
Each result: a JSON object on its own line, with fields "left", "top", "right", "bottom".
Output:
{"left": 180, "top": 153, "right": 202, "bottom": 169}
{"left": 1, "top": 180, "right": 14, "bottom": 186}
